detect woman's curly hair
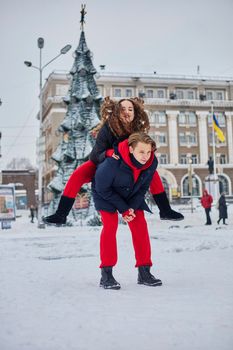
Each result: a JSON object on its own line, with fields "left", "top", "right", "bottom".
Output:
{"left": 91, "top": 97, "right": 150, "bottom": 137}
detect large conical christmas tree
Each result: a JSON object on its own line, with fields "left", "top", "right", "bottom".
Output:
{"left": 47, "top": 7, "right": 102, "bottom": 225}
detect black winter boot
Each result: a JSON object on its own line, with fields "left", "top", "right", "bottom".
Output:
{"left": 153, "top": 192, "right": 184, "bottom": 221}
{"left": 100, "top": 267, "right": 121, "bottom": 290}
{"left": 138, "top": 266, "right": 162, "bottom": 287}
{"left": 43, "top": 195, "right": 75, "bottom": 226}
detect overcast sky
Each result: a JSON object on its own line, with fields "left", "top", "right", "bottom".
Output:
{"left": 0, "top": 0, "right": 233, "bottom": 169}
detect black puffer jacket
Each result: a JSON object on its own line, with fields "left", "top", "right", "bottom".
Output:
{"left": 89, "top": 122, "right": 129, "bottom": 165}
{"left": 92, "top": 139, "right": 158, "bottom": 213}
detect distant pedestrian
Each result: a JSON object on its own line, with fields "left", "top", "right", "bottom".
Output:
{"left": 30, "top": 205, "right": 35, "bottom": 223}
{"left": 200, "top": 189, "right": 213, "bottom": 225}
{"left": 35, "top": 206, "right": 38, "bottom": 219}
{"left": 217, "top": 193, "right": 228, "bottom": 225}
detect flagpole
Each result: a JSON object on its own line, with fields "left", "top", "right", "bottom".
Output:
{"left": 211, "top": 101, "right": 217, "bottom": 200}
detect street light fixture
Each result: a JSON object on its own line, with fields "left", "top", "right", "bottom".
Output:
{"left": 24, "top": 61, "right": 32, "bottom": 67}
{"left": 24, "top": 38, "right": 71, "bottom": 228}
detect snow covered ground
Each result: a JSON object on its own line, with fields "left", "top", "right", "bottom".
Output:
{"left": 0, "top": 204, "right": 233, "bottom": 350}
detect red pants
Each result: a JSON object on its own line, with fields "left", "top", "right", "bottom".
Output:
{"left": 99, "top": 210, "right": 152, "bottom": 268}
{"left": 149, "top": 170, "right": 164, "bottom": 195}
{"left": 63, "top": 160, "right": 164, "bottom": 198}
{"left": 63, "top": 160, "right": 97, "bottom": 197}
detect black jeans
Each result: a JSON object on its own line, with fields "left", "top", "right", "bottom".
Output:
{"left": 205, "top": 208, "right": 211, "bottom": 225}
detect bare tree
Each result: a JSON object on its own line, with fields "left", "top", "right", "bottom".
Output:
{"left": 6, "top": 157, "right": 36, "bottom": 170}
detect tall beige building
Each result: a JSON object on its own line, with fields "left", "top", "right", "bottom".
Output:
{"left": 41, "top": 71, "right": 233, "bottom": 203}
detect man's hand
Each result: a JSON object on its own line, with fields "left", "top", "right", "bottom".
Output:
{"left": 122, "top": 208, "right": 136, "bottom": 223}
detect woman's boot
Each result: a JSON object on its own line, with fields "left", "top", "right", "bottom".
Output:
{"left": 43, "top": 196, "right": 75, "bottom": 226}
{"left": 153, "top": 192, "right": 184, "bottom": 220}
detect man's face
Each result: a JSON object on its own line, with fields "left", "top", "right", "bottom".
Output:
{"left": 129, "top": 142, "right": 152, "bottom": 165}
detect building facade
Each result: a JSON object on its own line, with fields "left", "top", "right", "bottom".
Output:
{"left": 41, "top": 71, "right": 233, "bottom": 202}
{"left": 2, "top": 169, "right": 37, "bottom": 208}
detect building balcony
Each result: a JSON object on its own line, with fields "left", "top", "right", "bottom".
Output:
{"left": 144, "top": 98, "right": 233, "bottom": 108}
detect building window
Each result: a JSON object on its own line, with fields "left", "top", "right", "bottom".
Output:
{"left": 188, "top": 132, "right": 197, "bottom": 144}
{"left": 155, "top": 132, "right": 167, "bottom": 145}
{"left": 151, "top": 111, "right": 166, "bottom": 125}
{"left": 208, "top": 113, "right": 225, "bottom": 127}
{"left": 208, "top": 132, "right": 214, "bottom": 144}
{"left": 182, "top": 175, "right": 200, "bottom": 196}
{"left": 179, "top": 154, "right": 198, "bottom": 164}
{"left": 56, "top": 84, "right": 69, "bottom": 96}
{"left": 191, "top": 154, "right": 198, "bottom": 164}
{"left": 176, "top": 90, "right": 184, "bottom": 99}
{"left": 188, "top": 112, "right": 197, "bottom": 125}
{"left": 146, "top": 89, "right": 154, "bottom": 98}
{"left": 178, "top": 112, "right": 196, "bottom": 126}
{"left": 187, "top": 90, "right": 194, "bottom": 99}
{"left": 157, "top": 90, "right": 165, "bottom": 98}
{"left": 179, "top": 132, "right": 197, "bottom": 146}
{"left": 216, "top": 91, "right": 224, "bottom": 100}
{"left": 208, "top": 131, "right": 226, "bottom": 145}
{"left": 180, "top": 154, "right": 187, "bottom": 164}
{"left": 178, "top": 113, "right": 186, "bottom": 125}
{"left": 114, "top": 88, "right": 121, "bottom": 97}
{"left": 179, "top": 133, "right": 186, "bottom": 145}
{"left": 218, "top": 175, "right": 229, "bottom": 195}
{"left": 207, "top": 115, "right": 212, "bottom": 125}
{"left": 206, "top": 91, "right": 213, "bottom": 100}
{"left": 125, "top": 89, "right": 133, "bottom": 97}
{"left": 159, "top": 154, "right": 168, "bottom": 164}
{"left": 217, "top": 113, "right": 226, "bottom": 127}
{"left": 220, "top": 154, "right": 226, "bottom": 164}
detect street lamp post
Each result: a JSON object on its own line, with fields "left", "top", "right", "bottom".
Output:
{"left": 0, "top": 130, "right": 2, "bottom": 185}
{"left": 24, "top": 38, "right": 71, "bottom": 228}
{"left": 188, "top": 157, "right": 194, "bottom": 213}
{"left": 0, "top": 100, "right": 2, "bottom": 184}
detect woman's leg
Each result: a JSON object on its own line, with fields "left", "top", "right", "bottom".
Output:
{"left": 223, "top": 218, "right": 227, "bottom": 225}
{"left": 150, "top": 172, "right": 184, "bottom": 220}
{"left": 63, "top": 160, "right": 97, "bottom": 198}
{"left": 99, "top": 211, "right": 119, "bottom": 268}
{"left": 128, "top": 210, "right": 152, "bottom": 267}
{"left": 205, "top": 208, "right": 211, "bottom": 224}
{"left": 43, "top": 160, "right": 96, "bottom": 225}
{"left": 149, "top": 170, "right": 164, "bottom": 195}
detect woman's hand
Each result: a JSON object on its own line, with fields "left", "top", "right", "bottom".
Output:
{"left": 105, "top": 149, "right": 120, "bottom": 160}
{"left": 112, "top": 152, "right": 120, "bottom": 160}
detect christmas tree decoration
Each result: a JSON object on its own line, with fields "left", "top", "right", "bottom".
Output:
{"left": 47, "top": 6, "right": 102, "bottom": 225}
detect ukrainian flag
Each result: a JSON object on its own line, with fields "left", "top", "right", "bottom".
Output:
{"left": 213, "top": 114, "right": 225, "bottom": 142}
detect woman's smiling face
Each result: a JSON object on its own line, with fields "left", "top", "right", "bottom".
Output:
{"left": 119, "top": 100, "right": 135, "bottom": 124}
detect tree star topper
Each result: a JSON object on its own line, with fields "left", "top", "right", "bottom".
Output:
{"left": 80, "top": 4, "right": 87, "bottom": 30}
